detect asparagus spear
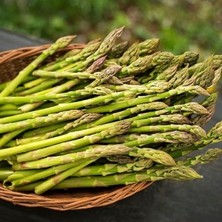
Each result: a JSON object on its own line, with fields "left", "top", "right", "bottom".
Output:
{"left": 120, "top": 54, "right": 154, "bottom": 76}
{"left": 12, "top": 166, "right": 202, "bottom": 192}
{"left": 4, "top": 169, "right": 40, "bottom": 182}
{"left": 32, "top": 70, "right": 99, "bottom": 79}
{"left": 72, "top": 102, "right": 167, "bottom": 131}
{"left": 118, "top": 42, "right": 140, "bottom": 66}
{"left": 16, "top": 78, "right": 62, "bottom": 96}
{"left": 38, "top": 47, "right": 82, "bottom": 70}
{"left": 74, "top": 102, "right": 208, "bottom": 134}
{"left": 108, "top": 41, "right": 129, "bottom": 58}
{"left": 177, "top": 148, "right": 222, "bottom": 166}
{"left": 21, "top": 122, "right": 67, "bottom": 138}
{"left": 128, "top": 147, "right": 176, "bottom": 166}
{"left": 206, "top": 67, "right": 222, "bottom": 92}
{"left": 14, "top": 120, "right": 131, "bottom": 162}
{"left": 87, "top": 85, "right": 209, "bottom": 113}
{"left": 169, "top": 121, "right": 222, "bottom": 158}
{"left": 0, "top": 129, "right": 26, "bottom": 148}
{"left": 86, "top": 55, "right": 107, "bottom": 73}
{"left": 183, "top": 51, "right": 199, "bottom": 66}
{"left": 168, "top": 66, "right": 190, "bottom": 88}
{"left": 192, "top": 93, "right": 217, "bottom": 125}
{"left": 90, "top": 27, "right": 124, "bottom": 61}
{"left": 23, "top": 77, "right": 48, "bottom": 89}
{"left": 0, "top": 104, "right": 18, "bottom": 111}
{"left": 129, "top": 124, "right": 206, "bottom": 138}
{"left": 0, "top": 36, "right": 75, "bottom": 97}
{"left": 67, "top": 27, "right": 124, "bottom": 72}
{"left": 34, "top": 145, "right": 176, "bottom": 194}
{"left": 138, "top": 38, "right": 160, "bottom": 56}
{"left": 4, "top": 150, "right": 152, "bottom": 188}
{"left": 0, "top": 86, "right": 116, "bottom": 105}
{"left": 0, "top": 90, "right": 136, "bottom": 124}
{"left": 0, "top": 110, "right": 84, "bottom": 134}
{"left": 4, "top": 159, "right": 93, "bottom": 188}
{"left": 1, "top": 158, "right": 151, "bottom": 184}
{"left": 0, "top": 167, "right": 13, "bottom": 181}
{"left": 19, "top": 78, "right": 82, "bottom": 112}
{"left": 0, "top": 110, "right": 22, "bottom": 117}
{"left": 34, "top": 158, "right": 97, "bottom": 194}
{"left": 154, "top": 65, "right": 178, "bottom": 81}
{"left": 41, "top": 39, "right": 101, "bottom": 71}
{"left": 131, "top": 114, "right": 191, "bottom": 126}
{"left": 102, "top": 80, "right": 170, "bottom": 94}
{"left": 101, "top": 131, "right": 198, "bottom": 146}
{"left": 72, "top": 159, "right": 153, "bottom": 177}
{"left": 6, "top": 113, "right": 102, "bottom": 147}
{"left": 13, "top": 144, "right": 133, "bottom": 170}
{"left": 88, "top": 65, "right": 122, "bottom": 87}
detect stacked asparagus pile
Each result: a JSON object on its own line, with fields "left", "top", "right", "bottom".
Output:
{"left": 0, "top": 27, "right": 221, "bottom": 195}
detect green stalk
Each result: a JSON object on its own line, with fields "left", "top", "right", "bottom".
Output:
{"left": 86, "top": 85, "right": 209, "bottom": 113}
{"left": 5, "top": 160, "right": 88, "bottom": 188}
{"left": 72, "top": 159, "right": 153, "bottom": 177}
{"left": 34, "top": 158, "right": 96, "bottom": 194}
{"left": 101, "top": 131, "right": 197, "bottom": 146}
{"left": 138, "top": 38, "right": 160, "bottom": 56}
{"left": 6, "top": 113, "right": 102, "bottom": 147}
{"left": 0, "top": 90, "right": 135, "bottom": 124}
{"left": 0, "top": 104, "right": 18, "bottom": 111}
{"left": 0, "top": 129, "right": 26, "bottom": 148}
{"left": 129, "top": 124, "right": 206, "bottom": 138}
{"left": 0, "top": 35, "right": 75, "bottom": 97}
{"left": 13, "top": 166, "right": 202, "bottom": 192}
{"left": 0, "top": 167, "right": 13, "bottom": 181}
{"left": 0, "top": 122, "right": 115, "bottom": 158}
{"left": 19, "top": 79, "right": 81, "bottom": 112}
{"left": 118, "top": 42, "right": 140, "bottom": 65}
{"left": 16, "top": 78, "right": 62, "bottom": 96}
{"left": 75, "top": 102, "right": 167, "bottom": 131}
{"left": 13, "top": 144, "right": 133, "bottom": 170}
{"left": 15, "top": 121, "right": 131, "bottom": 162}
{"left": 169, "top": 121, "right": 222, "bottom": 158}
{"left": 42, "top": 39, "right": 101, "bottom": 71}
{"left": 4, "top": 169, "right": 40, "bottom": 182}
{"left": 32, "top": 70, "right": 98, "bottom": 79}
{"left": 21, "top": 122, "right": 67, "bottom": 138}
{"left": 177, "top": 148, "right": 222, "bottom": 166}
{"left": 73, "top": 102, "right": 208, "bottom": 133}
{"left": 0, "top": 110, "right": 22, "bottom": 117}
{"left": 0, "top": 110, "right": 84, "bottom": 134}
{"left": 23, "top": 77, "right": 46, "bottom": 89}
{"left": 108, "top": 40, "right": 129, "bottom": 58}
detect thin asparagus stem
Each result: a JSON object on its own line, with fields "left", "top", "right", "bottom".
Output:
{"left": 13, "top": 144, "right": 133, "bottom": 170}
{"left": 34, "top": 158, "right": 96, "bottom": 194}
{"left": 12, "top": 166, "right": 202, "bottom": 192}
{"left": 0, "top": 110, "right": 84, "bottom": 134}
{"left": 15, "top": 120, "right": 131, "bottom": 162}
{"left": 0, "top": 90, "right": 136, "bottom": 124}
{"left": 0, "top": 36, "right": 75, "bottom": 97}
{"left": 87, "top": 85, "right": 209, "bottom": 113}
{"left": 177, "top": 148, "right": 222, "bottom": 166}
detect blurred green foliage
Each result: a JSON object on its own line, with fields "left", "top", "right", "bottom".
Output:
{"left": 0, "top": 0, "right": 221, "bottom": 57}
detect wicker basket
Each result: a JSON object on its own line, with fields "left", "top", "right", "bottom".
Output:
{"left": 0, "top": 45, "right": 152, "bottom": 210}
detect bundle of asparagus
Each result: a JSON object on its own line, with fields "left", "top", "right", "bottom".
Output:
{"left": 0, "top": 27, "right": 221, "bottom": 195}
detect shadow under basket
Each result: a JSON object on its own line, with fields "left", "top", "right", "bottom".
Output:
{"left": 0, "top": 45, "right": 152, "bottom": 210}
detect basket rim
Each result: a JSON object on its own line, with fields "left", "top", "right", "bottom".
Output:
{"left": 0, "top": 182, "right": 153, "bottom": 211}
{"left": 0, "top": 45, "right": 153, "bottom": 210}
{"left": 0, "top": 43, "right": 85, "bottom": 63}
